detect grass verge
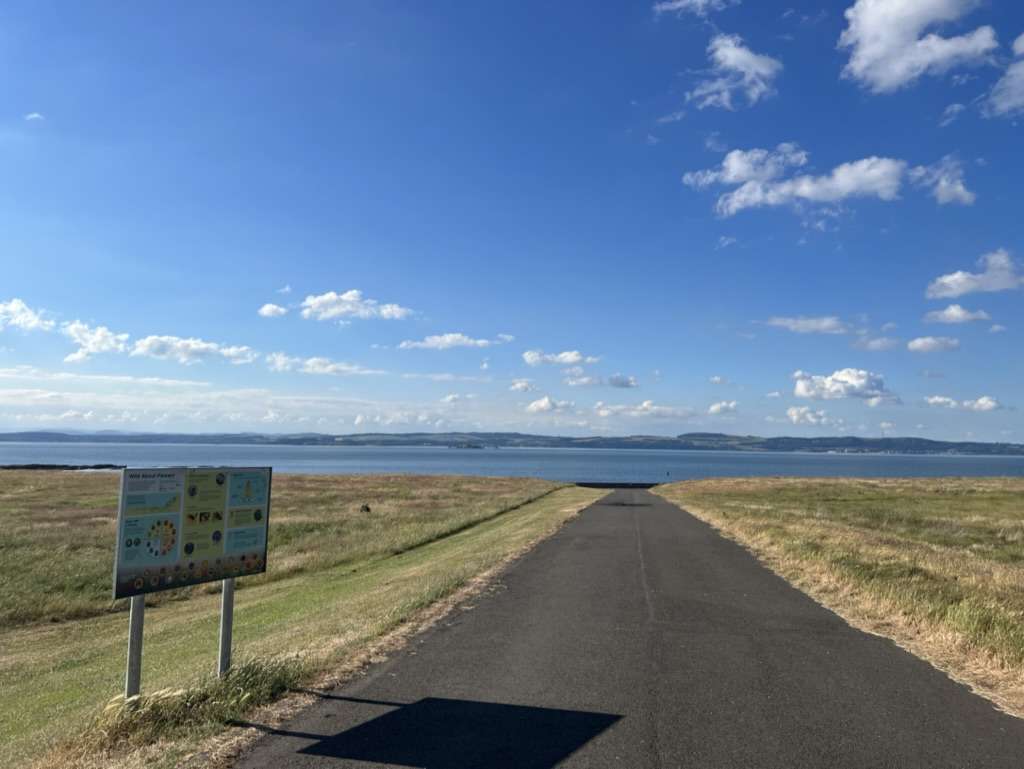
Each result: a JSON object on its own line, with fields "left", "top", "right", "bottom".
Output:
{"left": 0, "top": 473, "right": 604, "bottom": 769}
{"left": 655, "top": 477, "right": 1024, "bottom": 716}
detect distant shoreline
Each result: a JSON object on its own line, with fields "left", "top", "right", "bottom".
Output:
{"left": 1, "top": 430, "right": 1023, "bottom": 457}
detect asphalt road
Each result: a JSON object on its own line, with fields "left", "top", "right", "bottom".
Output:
{"left": 235, "top": 489, "right": 1024, "bottom": 769}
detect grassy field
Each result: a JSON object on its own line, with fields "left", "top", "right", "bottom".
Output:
{"left": 656, "top": 477, "right": 1024, "bottom": 714}
{"left": 0, "top": 470, "right": 604, "bottom": 768}
{"left": 0, "top": 471, "right": 558, "bottom": 627}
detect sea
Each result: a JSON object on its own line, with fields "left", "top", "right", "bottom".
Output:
{"left": 2, "top": 441, "right": 1024, "bottom": 484}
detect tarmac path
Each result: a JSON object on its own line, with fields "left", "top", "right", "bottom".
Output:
{"left": 235, "top": 489, "right": 1024, "bottom": 768}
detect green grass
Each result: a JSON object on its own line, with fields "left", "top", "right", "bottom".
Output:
{"left": 655, "top": 477, "right": 1024, "bottom": 678}
{"left": 0, "top": 470, "right": 604, "bottom": 768}
{"left": 0, "top": 471, "right": 559, "bottom": 627}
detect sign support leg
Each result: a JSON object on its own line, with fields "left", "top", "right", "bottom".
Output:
{"left": 218, "top": 577, "right": 235, "bottom": 677}
{"left": 125, "top": 595, "right": 145, "bottom": 699}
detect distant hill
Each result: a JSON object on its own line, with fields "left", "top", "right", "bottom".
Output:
{"left": 1, "top": 430, "right": 1022, "bottom": 456}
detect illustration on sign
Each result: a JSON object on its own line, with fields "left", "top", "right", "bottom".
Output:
{"left": 112, "top": 467, "right": 272, "bottom": 599}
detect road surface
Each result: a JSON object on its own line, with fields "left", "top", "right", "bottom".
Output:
{"left": 235, "top": 489, "right": 1024, "bottom": 768}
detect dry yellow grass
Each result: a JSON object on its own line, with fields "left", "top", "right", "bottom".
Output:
{"left": 0, "top": 470, "right": 603, "bottom": 769}
{"left": 655, "top": 477, "right": 1024, "bottom": 717}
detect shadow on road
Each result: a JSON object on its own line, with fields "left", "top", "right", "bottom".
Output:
{"left": 237, "top": 696, "right": 621, "bottom": 769}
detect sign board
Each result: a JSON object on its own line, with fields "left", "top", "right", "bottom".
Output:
{"left": 113, "top": 467, "right": 272, "bottom": 599}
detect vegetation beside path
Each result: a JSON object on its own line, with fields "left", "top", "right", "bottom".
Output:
{"left": 0, "top": 470, "right": 604, "bottom": 769}
{"left": 656, "top": 477, "right": 1024, "bottom": 717}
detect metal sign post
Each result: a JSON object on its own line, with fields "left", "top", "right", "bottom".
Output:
{"left": 218, "top": 577, "right": 235, "bottom": 677}
{"left": 125, "top": 595, "right": 145, "bottom": 698}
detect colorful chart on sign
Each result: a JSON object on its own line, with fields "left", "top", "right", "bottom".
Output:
{"left": 112, "top": 466, "right": 271, "bottom": 598}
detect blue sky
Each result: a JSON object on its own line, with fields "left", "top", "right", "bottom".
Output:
{"left": 1, "top": 0, "right": 1022, "bottom": 440}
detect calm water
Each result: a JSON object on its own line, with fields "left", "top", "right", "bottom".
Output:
{"left": 2, "top": 441, "right": 1024, "bottom": 483}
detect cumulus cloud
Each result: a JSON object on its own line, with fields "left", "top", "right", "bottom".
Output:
{"left": 683, "top": 143, "right": 807, "bottom": 189}
{"left": 300, "top": 289, "right": 412, "bottom": 322}
{"left": 985, "top": 33, "right": 1024, "bottom": 117}
{"left": 688, "top": 34, "right": 782, "bottom": 110}
{"left": 399, "top": 332, "right": 513, "bottom": 350}
{"left": 0, "top": 298, "right": 54, "bottom": 332}
{"left": 926, "top": 394, "right": 1002, "bottom": 411}
{"left": 908, "top": 336, "right": 960, "bottom": 352}
{"left": 24, "top": 112, "right": 45, "bottom": 121}
{"left": 787, "top": 406, "right": 835, "bottom": 426}
{"left": 266, "top": 352, "right": 385, "bottom": 376}
{"left": 838, "top": 0, "right": 998, "bottom": 93}
{"left": 564, "top": 367, "right": 603, "bottom": 387}
{"left": 924, "top": 304, "right": 990, "bottom": 323}
{"left": 909, "top": 156, "right": 975, "bottom": 205}
{"left": 793, "top": 368, "right": 896, "bottom": 406}
{"left": 526, "top": 395, "right": 574, "bottom": 414}
{"left": 926, "top": 249, "right": 1023, "bottom": 298}
{"left": 608, "top": 373, "right": 639, "bottom": 389}
{"left": 653, "top": 0, "right": 738, "bottom": 16}
{"left": 685, "top": 146, "right": 907, "bottom": 217}
{"left": 594, "top": 400, "right": 694, "bottom": 419}
{"left": 523, "top": 350, "right": 600, "bottom": 366}
{"left": 61, "top": 321, "right": 130, "bottom": 363}
{"left": 709, "top": 375, "right": 728, "bottom": 385}
{"left": 131, "top": 335, "right": 258, "bottom": 365}
{"left": 766, "top": 315, "right": 849, "bottom": 334}
{"left": 258, "top": 303, "right": 288, "bottom": 318}
{"left": 708, "top": 400, "right": 738, "bottom": 415}
{"left": 509, "top": 379, "right": 536, "bottom": 393}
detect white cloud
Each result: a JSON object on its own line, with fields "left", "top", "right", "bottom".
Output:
{"left": 709, "top": 375, "right": 727, "bottom": 385}
{"left": 708, "top": 400, "right": 738, "bottom": 415}
{"left": 854, "top": 336, "right": 900, "bottom": 351}
{"left": 24, "top": 112, "right": 45, "bottom": 121}
{"left": 526, "top": 395, "right": 574, "bottom": 414}
{"left": 399, "top": 332, "right": 512, "bottom": 350}
{"left": 766, "top": 390, "right": 782, "bottom": 398}
{"left": 594, "top": 400, "right": 694, "bottom": 419}
{"left": 300, "top": 357, "right": 385, "bottom": 376}
{"left": 963, "top": 395, "right": 1001, "bottom": 412}
{"left": 716, "top": 235, "right": 738, "bottom": 249}
{"left": 265, "top": 352, "right": 302, "bottom": 372}
{"left": 653, "top": 0, "right": 738, "bottom": 16}
{"left": 0, "top": 366, "right": 208, "bottom": 388}
{"left": 300, "top": 289, "right": 412, "bottom": 322}
{"left": 793, "top": 368, "right": 896, "bottom": 405}
{"left": 926, "top": 249, "right": 1023, "bottom": 298}
{"left": 688, "top": 34, "right": 782, "bottom": 111}
{"left": 523, "top": 349, "right": 600, "bottom": 366}
{"left": 258, "top": 303, "right": 288, "bottom": 318}
{"left": 61, "top": 321, "right": 130, "bottom": 363}
{"left": 564, "top": 367, "right": 603, "bottom": 387}
{"left": 657, "top": 109, "right": 687, "bottom": 124}
{"left": 440, "top": 393, "right": 462, "bottom": 404}
{"left": 879, "top": 421, "right": 896, "bottom": 434}
{"left": 131, "top": 335, "right": 258, "bottom": 365}
{"left": 683, "top": 143, "right": 807, "bottom": 189}
{"left": 787, "top": 406, "right": 835, "bottom": 426}
{"left": 926, "top": 394, "right": 1002, "bottom": 411}
{"left": 909, "top": 156, "right": 975, "bottom": 205}
{"left": 838, "top": 0, "right": 998, "bottom": 93}
{"left": 766, "top": 315, "right": 849, "bottom": 334}
{"left": 939, "top": 102, "right": 966, "bottom": 126}
{"left": 608, "top": 373, "right": 639, "bottom": 389}
{"left": 684, "top": 146, "right": 908, "bottom": 217}
{"left": 509, "top": 379, "right": 536, "bottom": 393}
{"left": 990, "top": 324, "right": 1007, "bottom": 333}
{"left": 907, "top": 336, "right": 960, "bottom": 352}
{"left": 276, "top": 284, "right": 292, "bottom": 295}
{"left": 985, "top": 33, "right": 1024, "bottom": 117}
{"left": 0, "top": 298, "right": 54, "bottom": 332}
{"left": 923, "top": 304, "right": 989, "bottom": 323}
